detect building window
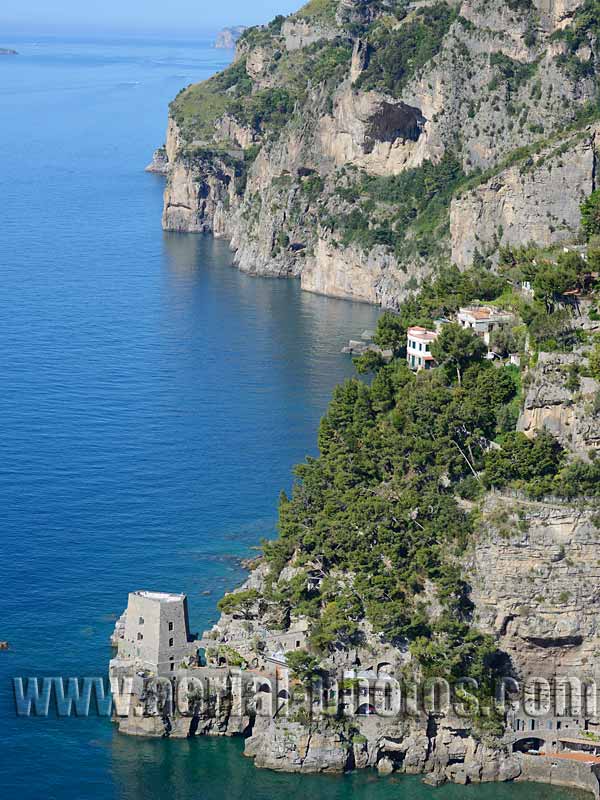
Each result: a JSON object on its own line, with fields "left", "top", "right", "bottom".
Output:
{"left": 137, "top": 632, "right": 143, "bottom": 641}
{"left": 170, "top": 663, "right": 174, "bottom": 671}
{"left": 296, "top": 640, "right": 301, "bottom": 648}
{"left": 169, "top": 637, "right": 174, "bottom": 647}
{"left": 138, "top": 617, "right": 144, "bottom": 625}
{"left": 168, "top": 622, "right": 174, "bottom": 631}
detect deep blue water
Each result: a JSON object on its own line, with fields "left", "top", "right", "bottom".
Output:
{"left": 0, "top": 34, "right": 586, "bottom": 800}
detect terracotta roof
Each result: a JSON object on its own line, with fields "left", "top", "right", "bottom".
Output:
{"left": 407, "top": 326, "right": 438, "bottom": 341}
{"left": 540, "top": 751, "right": 600, "bottom": 764}
{"left": 459, "top": 306, "right": 512, "bottom": 321}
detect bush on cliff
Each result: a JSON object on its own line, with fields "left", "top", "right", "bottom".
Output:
{"left": 357, "top": 3, "right": 458, "bottom": 97}
{"left": 581, "top": 189, "right": 600, "bottom": 240}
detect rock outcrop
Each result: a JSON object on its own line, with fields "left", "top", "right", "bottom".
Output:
{"left": 518, "top": 351, "right": 600, "bottom": 458}
{"left": 468, "top": 493, "right": 600, "bottom": 680}
{"left": 145, "top": 146, "right": 169, "bottom": 174}
{"left": 215, "top": 27, "right": 248, "bottom": 49}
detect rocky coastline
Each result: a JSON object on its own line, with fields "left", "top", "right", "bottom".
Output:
{"left": 124, "top": 0, "right": 600, "bottom": 795}
{"left": 155, "top": 0, "right": 600, "bottom": 308}
{"left": 110, "top": 315, "right": 600, "bottom": 794}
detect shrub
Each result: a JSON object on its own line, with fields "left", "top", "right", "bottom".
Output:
{"left": 581, "top": 190, "right": 600, "bottom": 240}
{"left": 357, "top": 3, "right": 457, "bottom": 97}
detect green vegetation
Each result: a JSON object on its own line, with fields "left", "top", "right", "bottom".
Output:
{"left": 357, "top": 3, "right": 458, "bottom": 97}
{"left": 324, "top": 153, "right": 467, "bottom": 262}
{"left": 507, "top": 0, "right": 534, "bottom": 10}
{"left": 263, "top": 336, "right": 521, "bottom": 675}
{"left": 206, "top": 644, "right": 247, "bottom": 667}
{"left": 217, "top": 588, "right": 261, "bottom": 618}
{"left": 498, "top": 243, "right": 598, "bottom": 351}
{"left": 238, "top": 15, "right": 285, "bottom": 48}
{"left": 256, "top": 228, "right": 599, "bottom": 701}
{"left": 170, "top": 59, "right": 252, "bottom": 143}
{"left": 590, "top": 342, "right": 600, "bottom": 380}
{"left": 230, "top": 88, "right": 296, "bottom": 134}
{"left": 431, "top": 323, "right": 487, "bottom": 386}
{"left": 581, "top": 190, "right": 600, "bottom": 240}
{"left": 285, "top": 649, "right": 322, "bottom": 683}
{"left": 171, "top": 33, "right": 352, "bottom": 147}
{"left": 487, "top": 53, "right": 538, "bottom": 97}
{"left": 553, "top": 0, "right": 600, "bottom": 80}
{"left": 295, "top": 0, "right": 338, "bottom": 23}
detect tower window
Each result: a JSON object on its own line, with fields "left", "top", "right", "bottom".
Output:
{"left": 137, "top": 633, "right": 143, "bottom": 641}
{"left": 168, "top": 622, "right": 174, "bottom": 631}
{"left": 169, "top": 637, "right": 174, "bottom": 647}
{"left": 138, "top": 617, "right": 144, "bottom": 625}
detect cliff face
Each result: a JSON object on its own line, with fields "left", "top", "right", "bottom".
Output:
{"left": 159, "top": 0, "right": 599, "bottom": 306}
{"left": 469, "top": 494, "right": 600, "bottom": 680}
{"left": 451, "top": 126, "right": 600, "bottom": 268}
{"left": 518, "top": 351, "right": 600, "bottom": 457}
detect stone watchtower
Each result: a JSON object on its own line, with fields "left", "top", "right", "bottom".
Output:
{"left": 117, "top": 590, "right": 197, "bottom": 675}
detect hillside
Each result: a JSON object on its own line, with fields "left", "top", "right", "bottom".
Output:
{"left": 159, "top": 0, "right": 600, "bottom": 307}
{"left": 120, "top": 1, "right": 600, "bottom": 791}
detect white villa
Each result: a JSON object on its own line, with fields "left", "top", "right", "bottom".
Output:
{"left": 406, "top": 326, "right": 438, "bottom": 371}
{"left": 457, "top": 306, "right": 513, "bottom": 346}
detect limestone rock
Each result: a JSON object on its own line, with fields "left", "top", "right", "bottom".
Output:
{"left": 518, "top": 352, "right": 600, "bottom": 457}
{"left": 145, "top": 147, "right": 169, "bottom": 175}
{"left": 450, "top": 127, "right": 599, "bottom": 268}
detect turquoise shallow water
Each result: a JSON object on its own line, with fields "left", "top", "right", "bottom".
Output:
{"left": 0, "top": 33, "right": 587, "bottom": 800}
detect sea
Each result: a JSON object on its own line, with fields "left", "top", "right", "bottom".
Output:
{"left": 0, "top": 32, "right": 585, "bottom": 800}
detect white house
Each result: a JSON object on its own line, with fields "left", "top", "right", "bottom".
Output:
{"left": 406, "top": 326, "right": 438, "bottom": 371}
{"left": 457, "top": 306, "right": 513, "bottom": 347}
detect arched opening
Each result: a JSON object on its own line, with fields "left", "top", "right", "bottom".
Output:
{"left": 277, "top": 689, "right": 290, "bottom": 700}
{"left": 384, "top": 683, "right": 393, "bottom": 712}
{"left": 259, "top": 683, "right": 272, "bottom": 694}
{"left": 513, "top": 737, "right": 545, "bottom": 754}
{"left": 377, "top": 662, "right": 393, "bottom": 676}
{"left": 357, "top": 703, "right": 376, "bottom": 716}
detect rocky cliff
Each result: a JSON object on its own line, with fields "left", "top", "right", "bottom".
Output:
{"left": 215, "top": 27, "right": 248, "bottom": 49}
{"left": 158, "top": 0, "right": 600, "bottom": 306}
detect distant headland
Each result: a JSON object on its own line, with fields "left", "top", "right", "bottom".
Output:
{"left": 214, "top": 27, "right": 247, "bottom": 49}
{"left": 0, "top": 49, "right": 18, "bottom": 56}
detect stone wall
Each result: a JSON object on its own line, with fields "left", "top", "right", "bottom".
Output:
{"left": 519, "top": 754, "right": 600, "bottom": 797}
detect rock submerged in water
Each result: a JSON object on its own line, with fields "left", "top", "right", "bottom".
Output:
{"left": 0, "top": 641, "right": 9, "bottom": 650}
{"left": 0, "top": 49, "right": 18, "bottom": 56}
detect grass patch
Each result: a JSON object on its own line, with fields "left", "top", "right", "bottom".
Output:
{"left": 295, "top": 0, "right": 338, "bottom": 23}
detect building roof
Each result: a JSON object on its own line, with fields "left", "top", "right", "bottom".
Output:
{"left": 540, "top": 752, "right": 600, "bottom": 764}
{"left": 558, "top": 736, "right": 600, "bottom": 747}
{"left": 407, "top": 326, "right": 438, "bottom": 342}
{"left": 458, "top": 306, "right": 512, "bottom": 322}
{"left": 134, "top": 590, "right": 186, "bottom": 603}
